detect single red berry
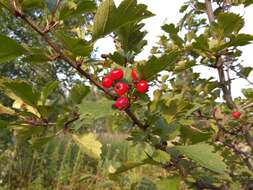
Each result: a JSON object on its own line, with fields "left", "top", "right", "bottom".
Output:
{"left": 135, "top": 80, "right": 149, "bottom": 93}
{"left": 114, "top": 97, "right": 129, "bottom": 110}
{"left": 102, "top": 76, "right": 113, "bottom": 88}
{"left": 131, "top": 68, "right": 139, "bottom": 81}
{"left": 232, "top": 111, "right": 241, "bottom": 119}
{"left": 114, "top": 82, "right": 128, "bottom": 96}
{"left": 110, "top": 69, "right": 124, "bottom": 81}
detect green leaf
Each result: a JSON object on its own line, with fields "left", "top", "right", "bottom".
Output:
{"left": 244, "top": 0, "right": 253, "bottom": 7}
{"left": 22, "top": 53, "right": 49, "bottom": 63}
{"left": 213, "top": 13, "right": 244, "bottom": 37}
{"left": 192, "top": 35, "right": 209, "bottom": 51}
{"left": 92, "top": 0, "right": 154, "bottom": 41}
{"left": 153, "top": 118, "right": 181, "bottom": 141}
{"left": 137, "top": 50, "right": 180, "bottom": 80}
{"left": 59, "top": 0, "right": 96, "bottom": 20}
{"left": 41, "top": 81, "right": 59, "bottom": 105}
{"left": 156, "top": 176, "right": 180, "bottom": 190}
{"left": 162, "top": 24, "right": 184, "bottom": 47}
{"left": 174, "top": 143, "right": 226, "bottom": 174}
{"left": 242, "top": 88, "right": 253, "bottom": 99}
{"left": 92, "top": 0, "right": 116, "bottom": 41}
{"left": 0, "top": 103, "right": 15, "bottom": 115}
{"left": 222, "top": 34, "right": 253, "bottom": 48}
{"left": 11, "top": 125, "right": 44, "bottom": 140}
{"left": 69, "top": 84, "right": 90, "bottom": 104}
{"left": 56, "top": 32, "right": 93, "bottom": 57}
{"left": 0, "top": 120, "right": 8, "bottom": 128}
{"left": 135, "top": 177, "right": 156, "bottom": 190}
{"left": 180, "top": 4, "right": 188, "bottom": 13}
{"left": 79, "top": 99, "right": 113, "bottom": 119}
{"left": 21, "top": 0, "right": 45, "bottom": 10}
{"left": 180, "top": 125, "right": 212, "bottom": 144}
{"left": 29, "top": 135, "right": 55, "bottom": 149}
{"left": 4, "top": 81, "right": 40, "bottom": 106}
{"left": 116, "top": 22, "right": 147, "bottom": 54}
{"left": 0, "top": 34, "right": 27, "bottom": 64}
{"left": 109, "top": 52, "right": 126, "bottom": 66}
{"left": 111, "top": 161, "right": 145, "bottom": 175}
{"left": 152, "top": 150, "right": 171, "bottom": 164}
{"left": 72, "top": 133, "right": 102, "bottom": 160}
{"left": 240, "top": 67, "right": 253, "bottom": 77}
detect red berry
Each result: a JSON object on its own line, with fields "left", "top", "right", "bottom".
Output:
{"left": 110, "top": 69, "right": 124, "bottom": 81}
{"left": 131, "top": 68, "right": 139, "bottom": 81}
{"left": 102, "top": 76, "right": 113, "bottom": 88}
{"left": 114, "top": 82, "right": 128, "bottom": 95}
{"left": 114, "top": 97, "right": 129, "bottom": 110}
{"left": 232, "top": 111, "right": 241, "bottom": 119}
{"left": 135, "top": 80, "right": 149, "bottom": 93}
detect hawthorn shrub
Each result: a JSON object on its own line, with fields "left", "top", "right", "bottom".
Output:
{"left": 0, "top": 0, "right": 253, "bottom": 189}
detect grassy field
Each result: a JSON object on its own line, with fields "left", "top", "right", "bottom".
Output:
{"left": 0, "top": 133, "right": 166, "bottom": 190}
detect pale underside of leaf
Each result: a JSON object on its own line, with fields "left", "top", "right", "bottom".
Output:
{"left": 72, "top": 133, "right": 102, "bottom": 160}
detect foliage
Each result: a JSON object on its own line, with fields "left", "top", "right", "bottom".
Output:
{"left": 0, "top": 0, "right": 253, "bottom": 189}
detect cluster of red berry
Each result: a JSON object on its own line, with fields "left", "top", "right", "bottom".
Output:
{"left": 102, "top": 68, "right": 148, "bottom": 110}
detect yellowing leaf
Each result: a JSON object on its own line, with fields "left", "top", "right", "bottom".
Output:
{"left": 72, "top": 133, "right": 102, "bottom": 160}
{"left": 152, "top": 150, "right": 171, "bottom": 164}
{"left": 12, "top": 95, "right": 41, "bottom": 117}
{"left": 108, "top": 165, "right": 116, "bottom": 173}
{"left": 110, "top": 161, "right": 145, "bottom": 175}
{"left": 0, "top": 103, "right": 15, "bottom": 115}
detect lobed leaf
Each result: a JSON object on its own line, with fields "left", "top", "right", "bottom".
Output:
{"left": 0, "top": 34, "right": 27, "bottom": 64}
{"left": 92, "top": 0, "right": 154, "bottom": 41}
{"left": 174, "top": 143, "right": 226, "bottom": 174}
{"left": 137, "top": 50, "right": 180, "bottom": 81}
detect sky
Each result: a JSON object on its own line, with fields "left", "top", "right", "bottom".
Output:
{"left": 94, "top": 0, "right": 253, "bottom": 98}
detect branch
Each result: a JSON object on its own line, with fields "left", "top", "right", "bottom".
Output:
{"left": 9, "top": 4, "right": 147, "bottom": 131}
{"left": 205, "top": 0, "right": 253, "bottom": 153}
{"left": 204, "top": 0, "right": 215, "bottom": 24}
{"left": 215, "top": 119, "right": 253, "bottom": 172}
{"left": 216, "top": 57, "right": 236, "bottom": 109}
{"left": 225, "top": 65, "right": 232, "bottom": 94}
{"left": 223, "top": 141, "right": 253, "bottom": 172}
{"left": 205, "top": 0, "right": 236, "bottom": 110}
{"left": 52, "top": 0, "right": 61, "bottom": 18}
{"left": 242, "top": 102, "right": 253, "bottom": 109}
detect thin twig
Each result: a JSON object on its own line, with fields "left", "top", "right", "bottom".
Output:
{"left": 52, "top": 0, "right": 61, "bottom": 18}
{"left": 64, "top": 114, "right": 80, "bottom": 131}
{"left": 205, "top": 0, "right": 236, "bottom": 110}
{"left": 204, "top": 0, "right": 215, "bottom": 23}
